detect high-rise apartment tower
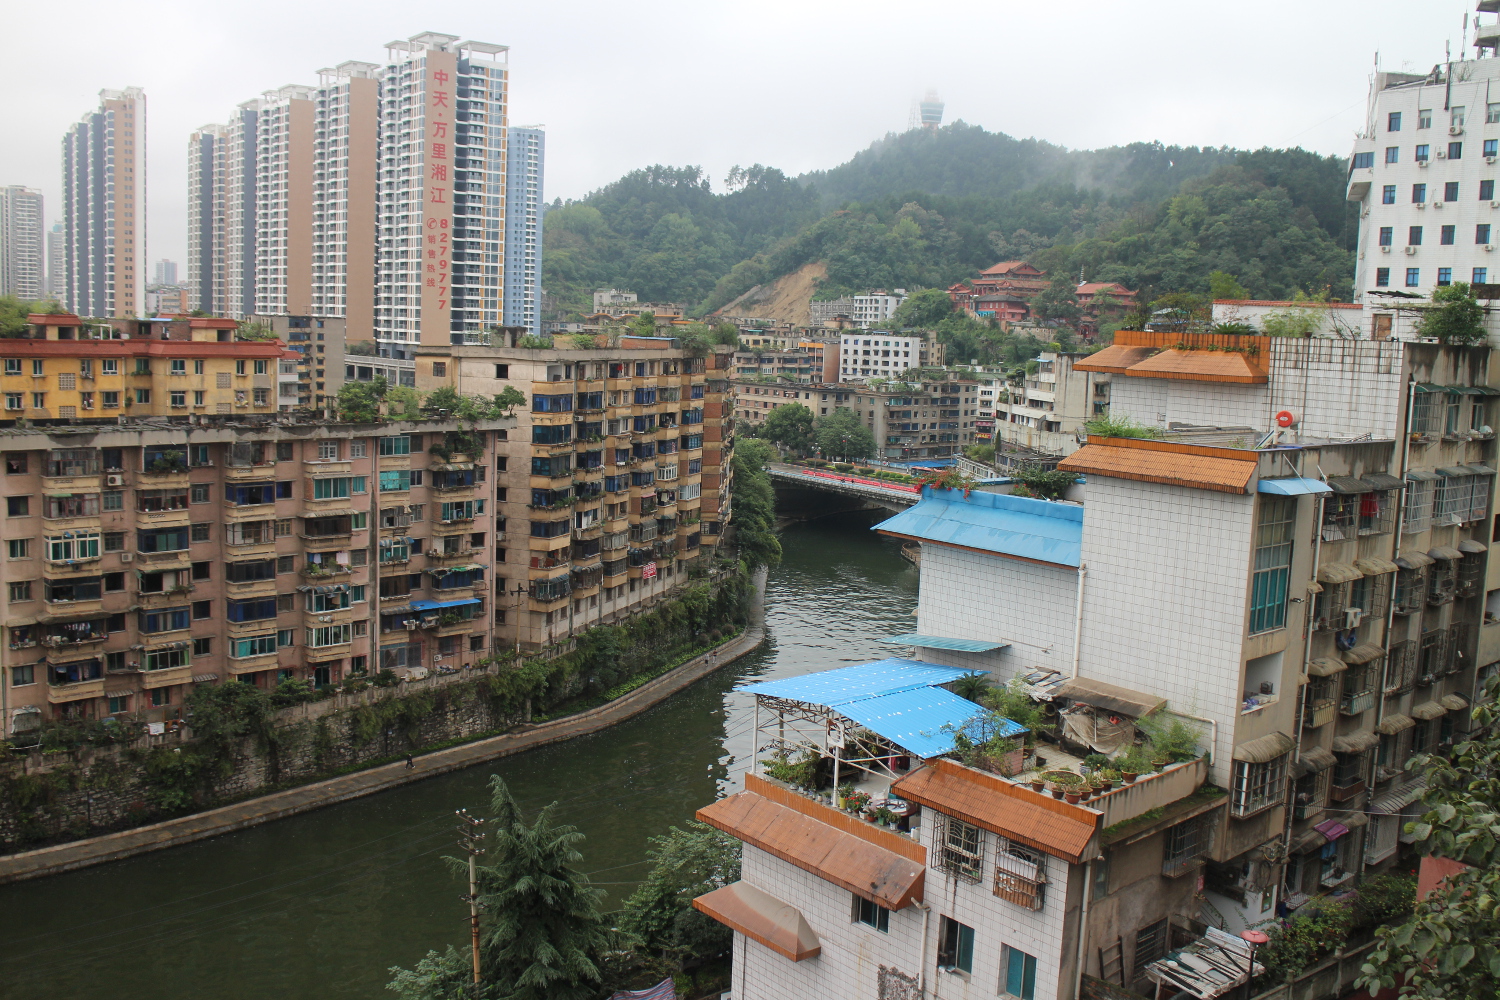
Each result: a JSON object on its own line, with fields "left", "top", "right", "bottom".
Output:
{"left": 45, "top": 222, "right": 64, "bottom": 300}
{"left": 62, "top": 88, "right": 146, "bottom": 318}
{"left": 0, "top": 186, "right": 45, "bottom": 299}
{"left": 503, "top": 126, "right": 544, "bottom": 335}
{"left": 375, "top": 34, "right": 509, "bottom": 357}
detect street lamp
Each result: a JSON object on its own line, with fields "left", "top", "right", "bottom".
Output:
{"left": 1239, "top": 929, "right": 1269, "bottom": 999}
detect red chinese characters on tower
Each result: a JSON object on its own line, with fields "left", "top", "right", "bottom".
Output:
{"left": 424, "top": 219, "right": 450, "bottom": 310}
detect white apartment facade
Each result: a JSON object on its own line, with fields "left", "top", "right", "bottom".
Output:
{"left": 1348, "top": 52, "right": 1500, "bottom": 304}
{"left": 253, "top": 85, "right": 316, "bottom": 318}
{"left": 0, "top": 186, "right": 45, "bottom": 300}
{"left": 62, "top": 87, "right": 146, "bottom": 318}
{"left": 311, "top": 61, "right": 380, "bottom": 340}
{"left": 979, "top": 352, "right": 1106, "bottom": 458}
{"left": 503, "top": 126, "right": 544, "bottom": 335}
{"left": 810, "top": 289, "right": 907, "bottom": 327}
{"left": 839, "top": 332, "right": 928, "bottom": 381}
{"left": 46, "top": 222, "right": 64, "bottom": 301}
{"left": 375, "top": 33, "right": 510, "bottom": 357}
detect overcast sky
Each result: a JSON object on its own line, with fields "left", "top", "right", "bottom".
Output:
{"left": 0, "top": 0, "right": 1481, "bottom": 270}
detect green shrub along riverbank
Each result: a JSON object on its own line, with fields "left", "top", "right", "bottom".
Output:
{"left": 0, "top": 564, "right": 759, "bottom": 851}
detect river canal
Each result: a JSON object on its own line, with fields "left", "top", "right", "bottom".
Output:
{"left": 0, "top": 507, "right": 916, "bottom": 1000}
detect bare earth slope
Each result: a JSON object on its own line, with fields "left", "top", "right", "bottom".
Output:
{"left": 713, "top": 260, "right": 826, "bottom": 325}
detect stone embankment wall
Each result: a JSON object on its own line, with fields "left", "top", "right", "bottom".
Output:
{"left": 0, "top": 665, "right": 526, "bottom": 848}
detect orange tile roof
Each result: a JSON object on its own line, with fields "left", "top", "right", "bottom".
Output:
{"left": 892, "top": 759, "right": 1099, "bottom": 864}
{"left": 980, "top": 261, "right": 1044, "bottom": 277}
{"left": 28, "top": 313, "right": 83, "bottom": 325}
{"left": 1121, "top": 348, "right": 1267, "bottom": 384}
{"left": 698, "top": 781, "right": 926, "bottom": 909}
{"left": 0, "top": 340, "right": 296, "bottom": 359}
{"left": 1072, "top": 344, "right": 1158, "bottom": 373}
{"left": 1057, "top": 438, "right": 1258, "bottom": 494}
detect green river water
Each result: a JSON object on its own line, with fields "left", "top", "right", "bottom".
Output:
{"left": 0, "top": 508, "right": 916, "bottom": 1000}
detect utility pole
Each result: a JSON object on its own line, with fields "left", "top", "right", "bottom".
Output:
{"left": 456, "top": 808, "right": 486, "bottom": 991}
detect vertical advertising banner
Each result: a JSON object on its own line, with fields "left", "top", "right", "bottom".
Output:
{"left": 421, "top": 50, "right": 458, "bottom": 345}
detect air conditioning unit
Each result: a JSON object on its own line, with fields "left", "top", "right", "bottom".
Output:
{"left": 404, "top": 620, "right": 418, "bottom": 630}
{"left": 1380, "top": 245, "right": 1392, "bottom": 253}
{"left": 318, "top": 615, "right": 332, "bottom": 623}
{"left": 1405, "top": 246, "right": 1419, "bottom": 255}
{"left": 1419, "top": 159, "right": 1430, "bottom": 168}
{"left": 1434, "top": 200, "right": 1444, "bottom": 209}
{"left": 1488, "top": 156, "right": 1498, "bottom": 165}
{"left": 1436, "top": 150, "right": 1447, "bottom": 159}
{"left": 1416, "top": 201, "right": 1427, "bottom": 209}
{"left": 1345, "top": 607, "right": 1364, "bottom": 630}
{"left": 106, "top": 474, "right": 124, "bottom": 486}
{"left": 119, "top": 552, "right": 134, "bottom": 563}
{"left": 1450, "top": 125, "right": 1465, "bottom": 135}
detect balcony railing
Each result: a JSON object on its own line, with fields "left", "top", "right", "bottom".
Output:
{"left": 1340, "top": 690, "right": 1376, "bottom": 716}
{"left": 992, "top": 865, "right": 1046, "bottom": 910}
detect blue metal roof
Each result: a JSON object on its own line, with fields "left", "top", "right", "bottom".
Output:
{"left": 873, "top": 487, "right": 1083, "bottom": 567}
{"left": 838, "top": 687, "right": 1000, "bottom": 759}
{"left": 740, "top": 658, "right": 979, "bottom": 707}
{"left": 1257, "top": 477, "right": 1332, "bottom": 496}
{"left": 410, "top": 598, "right": 483, "bottom": 611}
{"left": 884, "top": 633, "right": 1009, "bottom": 652}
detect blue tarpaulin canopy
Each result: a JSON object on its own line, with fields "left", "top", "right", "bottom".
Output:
{"left": 741, "top": 658, "right": 979, "bottom": 706}
{"left": 1257, "top": 478, "right": 1332, "bottom": 496}
{"left": 883, "top": 633, "right": 1009, "bottom": 653}
{"left": 874, "top": 488, "right": 1082, "bottom": 567}
{"left": 410, "top": 598, "right": 482, "bottom": 611}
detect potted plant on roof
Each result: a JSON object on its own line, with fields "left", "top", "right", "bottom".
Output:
{"left": 1029, "top": 774, "right": 1046, "bottom": 794}
{"left": 1118, "top": 746, "right": 1150, "bottom": 784}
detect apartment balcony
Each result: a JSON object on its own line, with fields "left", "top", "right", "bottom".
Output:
{"left": 429, "top": 546, "right": 479, "bottom": 563}
{"left": 305, "top": 642, "right": 353, "bottom": 662}
{"left": 43, "top": 597, "right": 104, "bottom": 617}
{"left": 226, "top": 578, "right": 277, "bottom": 598}
{"left": 37, "top": 632, "right": 106, "bottom": 650}
{"left": 138, "top": 586, "right": 196, "bottom": 606}
{"left": 224, "top": 539, "right": 278, "bottom": 558}
{"left": 433, "top": 517, "right": 475, "bottom": 535}
{"left": 1340, "top": 690, "right": 1376, "bottom": 717}
{"left": 227, "top": 652, "right": 280, "bottom": 676}
{"left": 47, "top": 677, "right": 106, "bottom": 704}
{"left": 300, "top": 565, "right": 352, "bottom": 582}
{"left": 141, "top": 665, "right": 193, "bottom": 690}
{"left": 139, "top": 468, "right": 191, "bottom": 487}
{"left": 223, "top": 462, "right": 278, "bottom": 482}
{"left": 44, "top": 554, "right": 103, "bottom": 574}
{"left": 136, "top": 506, "right": 192, "bottom": 527}
{"left": 1303, "top": 700, "right": 1338, "bottom": 730}
{"left": 572, "top": 523, "right": 603, "bottom": 541}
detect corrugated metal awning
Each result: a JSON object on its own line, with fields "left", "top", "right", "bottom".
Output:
{"left": 297, "top": 508, "right": 360, "bottom": 518}
{"left": 1376, "top": 713, "right": 1415, "bottom": 734}
{"left": 1344, "top": 642, "right": 1387, "bottom": 665}
{"left": 1396, "top": 550, "right": 1435, "bottom": 570}
{"left": 1332, "top": 731, "right": 1379, "bottom": 753}
{"left": 1411, "top": 700, "right": 1447, "bottom": 720}
{"left": 882, "top": 633, "right": 1009, "bottom": 653}
{"left": 193, "top": 673, "right": 219, "bottom": 684}
{"left": 1316, "top": 562, "right": 1363, "bottom": 584}
{"left": 1308, "top": 657, "right": 1348, "bottom": 676}
{"left": 1404, "top": 470, "right": 1441, "bottom": 482}
{"left": 1428, "top": 546, "right": 1464, "bottom": 561}
{"left": 1291, "top": 829, "right": 1328, "bottom": 854}
{"left": 1234, "top": 731, "right": 1295, "bottom": 763}
{"left": 1300, "top": 746, "right": 1338, "bottom": 772}
{"left": 1353, "top": 557, "right": 1399, "bottom": 576}
{"left": 1371, "top": 778, "right": 1427, "bottom": 814}
{"left": 1325, "top": 476, "right": 1369, "bottom": 494}
{"left": 1458, "top": 539, "right": 1488, "bottom": 554}
{"left": 1441, "top": 693, "right": 1469, "bottom": 711}
{"left": 1361, "top": 473, "right": 1407, "bottom": 491}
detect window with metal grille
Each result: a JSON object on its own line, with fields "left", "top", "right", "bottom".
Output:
{"left": 1447, "top": 621, "right": 1472, "bottom": 675}
{"left": 1410, "top": 393, "right": 1441, "bottom": 434}
{"left": 1249, "top": 497, "right": 1295, "bottom": 634}
{"left": 1231, "top": 754, "right": 1289, "bottom": 817}
{"left": 1162, "top": 821, "right": 1204, "bottom": 877}
{"left": 1312, "top": 582, "right": 1351, "bottom": 632}
{"left": 1383, "top": 640, "right": 1418, "bottom": 693}
{"left": 1133, "top": 919, "right": 1169, "bottom": 976}
{"left": 1418, "top": 628, "right": 1448, "bottom": 680}
{"left": 1403, "top": 476, "right": 1434, "bottom": 531}
{"left": 941, "top": 816, "right": 983, "bottom": 883}
{"left": 1428, "top": 558, "right": 1457, "bottom": 604}
{"left": 992, "top": 838, "right": 1046, "bottom": 909}
{"left": 1348, "top": 573, "right": 1391, "bottom": 622}
{"left": 1392, "top": 568, "right": 1426, "bottom": 615}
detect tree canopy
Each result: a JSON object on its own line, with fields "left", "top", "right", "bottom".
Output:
{"left": 758, "top": 402, "right": 815, "bottom": 455}
{"left": 814, "top": 407, "right": 876, "bottom": 462}
{"left": 1418, "top": 282, "right": 1487, "bottom": 346}
{"left": 729, "top": 437, "right": 781, "bottom": 570}
{"left": 1357, "top": 673, "right": 1500, "bottom": 999}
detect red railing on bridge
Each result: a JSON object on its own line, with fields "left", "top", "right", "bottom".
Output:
{"left": 785, "top": 467, "right": 921, "bottom": 494}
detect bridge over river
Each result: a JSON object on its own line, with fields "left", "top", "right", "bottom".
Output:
{"left": 767, "top": 463, "right": 921, "bottom": 513}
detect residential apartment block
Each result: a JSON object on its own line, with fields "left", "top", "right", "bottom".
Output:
{"left": 0, "top": 186, "right": 45, "bottom": 300}
{"left": 503, "top": 127, "right": 544, "bottom": 335}
{"left": 244, "top": 313, "right": 348, "bottom": 409}
{"left": 62, "top": 88, "right": 146, "bottom": 319}
{"left": 852, "top": 377, "right": 981, "bottom": 461}
{"left": 809, "top": 290, "right": 907, "bottom": 328}
{"left": 838, "top": 332, "right": 942, "bottom": 381}
{"left": 1348, "top": 50, "right": 1500, "bottom": 303}
{"left": 977, "top": 352, "right": 1107, "bottom": 458}
{"left": 46, "top": 223, "right": 64, "bottom": 302}
{"left": 409, "top": 337, "right": 734, "bottom": 649}
{"left": 376, "top": 33, "right": 511, "bottom": 354}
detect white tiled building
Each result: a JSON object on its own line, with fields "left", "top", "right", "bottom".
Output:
{"left": 811, "top": 289, "right": 907, "bottom": 328}
{"left": 838, "top": 333, "right": 930, "bottom": 381}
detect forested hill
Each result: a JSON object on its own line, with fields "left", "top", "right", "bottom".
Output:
{"left": 541, "top": 122, "right": 1357, "bottom": 317}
